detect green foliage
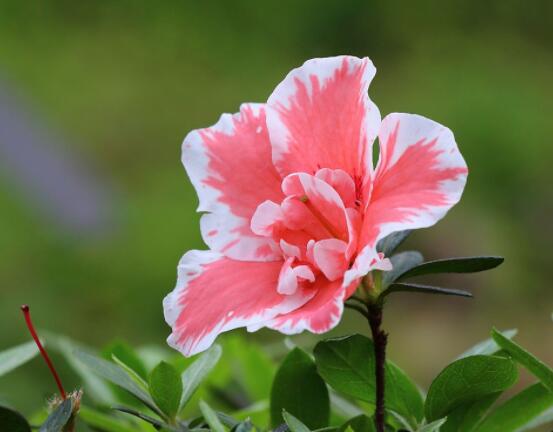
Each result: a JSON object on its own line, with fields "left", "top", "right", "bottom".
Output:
{"left": 314, "top": 334, "right": 423, "bottom": 427}
{"left": 0, "top": 341, "right": 39, "bottom": 377}
{"left": 39, "top": 399, "right": 72, "bottom": 432}
{"left": 270, "top": 347, "right": 329, "bottom": 430}
{"left": 425, "top": 355, "right": 518, "bottom": 421}
{"left": 381, "top": 251, "right": 424, "bottom": 288}
{"left": 180, "top": 344, "right": 222, "bottom": 411}
{"left": 396, "top": 256, "right": 504, "bottom": 279}
{"left": 199, "top": 400, "right": 227, "bottom": 432}
{"left": 149, "top": 361, "right": 182, "bottom": 419}
{"left": 0, "top": 405, "right": 31, "bottom": 432}
{"left": 492, "top": 328, "right": 553, "bottom": 391}
{"left": 456, "top": 329, "right": 517, "bottom": 359}
{"left": 376, "top": 230, "right": 412, "bottom": 257}
{"left": 283, "top": 410, "right": 312, "bottom": 432}
{"left": 337, "top": 414, "right": 375, "bottom": 432}
{"left": 383, "top": 283, "right": 472, "bottom": 299}
{"left": 440, "top": 392, "right": 500, "bottom": 432}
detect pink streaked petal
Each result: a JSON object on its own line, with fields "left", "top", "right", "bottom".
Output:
{"left": 359, "top": 113, "right": 468, "bottom": 251}
{"left": 267, "top": 56, "right": 381, "bottom": 179}
{"left": 343, "top": 247, "right": 389, "bottom": 292}
{"left": 183, "top": 103, "right": 283, "bottom": 262}
{"left": 313, "top": 238, "right": 348, "bottom": 281}
{"left": 282, "top": 173, "right": 349, "bottom": 242}
{"left": 164, "top": 251, "right": 310, "bottom": 356}
{"left": 315, "top": 168, "right": 357, "bottom": 208}
{"left": 262, "top": 278, "right": 352, "bottom": 334}
{"left": 278, "top": 258, "right": 316, "bottom": 295}
{"left": 280, "top": 239, "right": 301, "bottom": 259}
{"left": 250, "top": 200, "right": 283, "bottom": 237}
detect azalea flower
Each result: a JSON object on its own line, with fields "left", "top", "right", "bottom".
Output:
{"left": 164, "top": 55, "right": 468, "bottom": 356}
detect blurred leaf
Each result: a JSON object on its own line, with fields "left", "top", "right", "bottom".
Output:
{"left": 314, "top": 334, "right": 423, "bottom": 426}
{"left": 425, "top": 355, "right": 518, "bottom": 421}
{"left": 103, "top": 341, "right": 148, "bottom": 380}
{"left": 149, "top": 361, "right": 182, "bottom": 420}
{"left": 0, "top": 340, "right": 39, "bottom": 377}
{"left": 232, "top": 400, "right": 269, "bottom": 427}
{"left": 417, "top": 418, "right": 447, "bottom": 432}
{"left": 46, "top": 334, "right": 115, "bottom": 404}
{"left": 397, "top": 256, "right": 504, "bottom": 280}
{"left": 232, "top": 419, "right": 254, "bottom": 432}
{"left": 0, "top": 405, "right": 31, "bottom": 432}
{"left": 492, "top": 328, "right": 553, "bottom": 391}
{"left": 112, "top": 355, "right": 149, "bottom": 392}
{"left": 74, "top": 349, "right": 161, "bottom": 415}
{"left": 113, "top": 405, "right": 167, "bottom": 429}
{"left": 199, "top": 400, "right": 226, "bottom": 432}
{"left": 180, "top": 344, "right": 222, "bottom": 410}
{"left": 79, "top": 406, "right": 136, "bottom": 432}
{"left": 476, "top": 383, "right": 553, "bottom": 432}
{"left": 376, "top": 230, "right": 412, "bottom": 256}
{"left": 383, "top": 283, "right": 472, "bottom": 299}
{"left": 39, "top": 399, "right": 72, "bottom": 432}
{"left": 382, "top": 251, "right": 424, "bottom": 287}
{"left": 456, "top": 329, "right": 517, "bottom": 360}
{"left": 284, "top": 410, "right": 311, "bottom": 432}
{"left": 440, "top": 392, "right": 500, "bottom": 432}
{"left": 271, "top": 347, "right": 329, "bottom": 429}
{"left": 337, "top": 414, "right": 375, "bottom": 432}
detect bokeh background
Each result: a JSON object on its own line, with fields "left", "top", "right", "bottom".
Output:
{"left": 1, "top": 0, "right": 552, "bottom": 414}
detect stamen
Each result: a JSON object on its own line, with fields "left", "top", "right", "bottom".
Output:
{"left": 20, "top": 305, "right": 67, "bottom": 399}
{"left": 298, "top": 196, "right": 347, "bottom": 241}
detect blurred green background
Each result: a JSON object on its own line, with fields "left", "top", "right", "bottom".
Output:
{"left": 1, "top": 0, "right": 552, "bottom": 414}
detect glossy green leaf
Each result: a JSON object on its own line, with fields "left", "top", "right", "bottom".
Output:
{"left": 417, "top": 418, "right": 447, "bottom": 432}
{"left": 180, "top": 344, "right": 222, "bottom": 410}
{"left": 39, "top": 399, "right": 73, "bottom": 432}
{"left": 338, "top": 414, "right": 376, "bottom": 432}
{"left": 200, "top": 400, "right": 226, "bottom": 432}
{"left": 476, "top": 383, "right": 553, "bottom": 432}
{"left": 0, "top": 340, "right": 39, "bottom": 377}
{"left": 397, "top": 256, "right": 504, "bottom": 280}
{"left": 376, "top": 230, "right": 412, "bottom": 256}
{"left": 382, "top": 251, "right": 424, "bottom": 287}
{"left": 492, "top": 328, "right": 553, "bottom": 391}
{"left": 149, "top": 361, "right": 182, "bottom": 419}
{"left": 383, "top": 282, "right": 472, "bottom": 299}
{"left": 74, "top": 349, "right": 160, "bottom": 414}
{"left": 102, "top": 341, "right": 148, "bottom": 380}
{"left": 0, "top": 406, "right": 31, "bottom": 432}
{"left": 456, "top": 329, "right": 517, "bottom": 360}
{"left": 270, "top": 347, "right": 329, "bottom": 429}
{"left": 314, "top": 334, "right": 423, "bottom": 426}
{"left": 79, "top": 406, "right": 136, "bottom": 432}
{"left": 284, "top": 410, "right": 312, "bottom": 432}
{"left": 112, "top": 355, "right": 149, "bottom": 392}
{"left": 425, "top": 355, "right": 518, "bottom": 421}
{"left": 440, "top": 392, "right": 500, "bottom": 432}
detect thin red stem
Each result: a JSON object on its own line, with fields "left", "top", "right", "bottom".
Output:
{"left": 20, "top": 305, "right": 66, "bottom": 399}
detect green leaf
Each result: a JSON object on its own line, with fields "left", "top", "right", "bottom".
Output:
{"left": 492, "top": 328, "right": 553, "bottom": 391}
{"left": 425, "top": 355, "right": 518, "bottom": 421}
{"left": 74, "top": 349, "right": 160, "bottom": 415}
{"left": 39, "top": 399, "right": 73, "bottom": 432}
{"left": 456, "top": 329, "right": 517, "bottom": 360}
{"left": 199, "top": 400, "right": 226, "bottom": 432}
{"left": 440, "top": 392, "right": 500, "bottom": 432}
{"left": 476, "top": 383, "right": 553, "bottom": 432}
{"left": 382, "top": 251, "right": 424, "bottom": 287}
{"left": 0, "top": 340, "right": 39, "bottom": 377}
{"left": 397, "top": 256, "right": 504, "bottom": 280}
{"left": 79, "top": 406, "right": 136, "bottom": 432}
{"left": 46, "top": 333, "right": 115, "bottom": 404}
{"left": 112, "top": 355, "right": 149, "bottom": 392}
{"left": 313, "top": 334, "right": 423, "bottom": 426}
{"left": 284, "top": 410, "right": 312, "bottom": 432}
{"left": 383, "top": 282, "right": 472, "bottom": 299}
{"left": 102, "top": 341, "right": 148, "bottom": 380}
{"left": 232, "top": 419, "right": 255, "bottom": 432}
{"left": 180, "top": 344, "right": 222, "bottom": 410}
{"left": 149, "top": 361, "right": 182, "bottom": 419}
{"left": 337, "top": 414, "right": 376, "bottom": 432}
{"left": 113, "top": 405, "right": 167, "bottom": 429}
{"left": 0, "top": 406, "right": 31, "bottom": 432}
{"left": 270, "top": 347, "right": 329, "bottom": 429}
{"left": 417, "top": 418, "right": 447, "bottom": 432}
{"left": 376, "top": 230, "right": 412, "bottom": 256}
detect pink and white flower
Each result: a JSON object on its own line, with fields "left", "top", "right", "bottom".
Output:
{"left": 163, "top": 56, "right": 468, "bottom": 356}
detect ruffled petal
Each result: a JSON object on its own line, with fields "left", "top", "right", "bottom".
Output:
{"left": 183, "top": 104, "right": 283, "bottom": 261}
{"left": 267, "top": 56, "right": 380, "bottom": 179}
{"left": 164, "top": 251, "right": 311, "bottom": 356}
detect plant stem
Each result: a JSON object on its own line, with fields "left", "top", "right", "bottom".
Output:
{"left": 367, "top": 303, "right": 387, "bottom": 432}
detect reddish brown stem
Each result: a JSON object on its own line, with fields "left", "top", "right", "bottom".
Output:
{"left": 21, "top": 305, "right": 67, "bottom": 399}
{"left": 368, "top": 303, "right": 387, "bottom": 432}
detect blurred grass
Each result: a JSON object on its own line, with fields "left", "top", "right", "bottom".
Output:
{"left": 0, "top": 0, "right": 552, "bottom": 414}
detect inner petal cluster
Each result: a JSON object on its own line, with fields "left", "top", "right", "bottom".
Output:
{"left": 251, "top": 168, "right": 362, "bottom": 295}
